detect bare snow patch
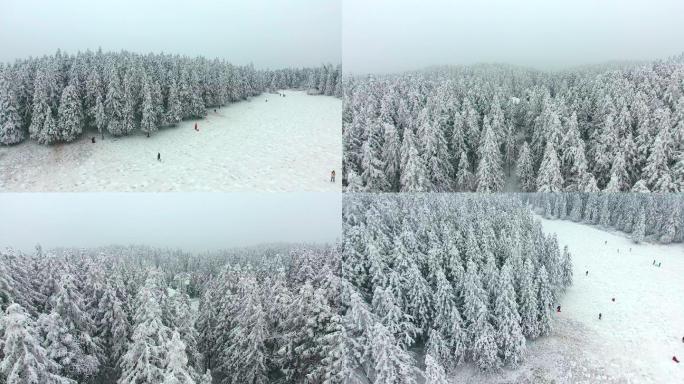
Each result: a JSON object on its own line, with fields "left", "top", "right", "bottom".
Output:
{"left": 0, "top": 90, "right": 341, "bottom": 192}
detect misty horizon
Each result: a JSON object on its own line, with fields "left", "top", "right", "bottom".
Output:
{"left": 0, "top": 0, "right": 341, "bottom": 69}
{"left": 0, "top": 193, "right": 341, "bottom": 253}
{"left": 343, "top": 0, "right": 684, "bottom": 75}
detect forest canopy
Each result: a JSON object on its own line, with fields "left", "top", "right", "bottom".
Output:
{"left": 343, "top": 54, "right": 684, "bottom": 193}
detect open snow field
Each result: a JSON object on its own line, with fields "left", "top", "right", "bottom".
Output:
{"left": 0, "top": 90, "right": 341, "bottom": 191}
{"left": 445, "top": 217, "right": 684, "bottom": 384}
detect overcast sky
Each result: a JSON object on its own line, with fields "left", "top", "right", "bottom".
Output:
{"left": 0, "top": 0, "right": 340, "bottom": 68}
{"left": 343, "top": 0, "right": 684, "bottom": 74}
{"left": 0, "top": 193, "right": 341, "bottom": 253}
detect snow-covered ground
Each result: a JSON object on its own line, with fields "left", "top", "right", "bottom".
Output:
{"left": 448, "top": 217, "right": 684, "bottom": 384}
{"left": 0, "top": 90, "right": 341, "bottom": 191}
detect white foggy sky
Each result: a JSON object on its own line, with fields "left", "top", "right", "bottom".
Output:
{"left": 0, "top": 0, "right": 341, "bottom": 68}
{"left": 0, "top": 193, "right": 341, "bottom": 253}
{"left": 343, "top": 0, "right": 684, "bottom": 74}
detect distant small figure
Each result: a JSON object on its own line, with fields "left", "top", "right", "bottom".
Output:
{"left": 157, "top": 152, "right": 161, "bottom": 162}
{"left": 653, "top": 260, "right": 656, "bottom": 265}
{"left": 611, "top": 297, "right": 615, "bottom": 302}
{"left": 214, "top": 109, "right": 217, "bottom": 113}
{"left": 658, "top": 262, "right": 662, "bottom": 268}
{"left": 674, "top": 356, "right": 680, "bottom": 363}
{"left": 585, "top": 270, "right": 589, "bottom": 276}
{"left": 91, "top": 137, "right": 95, "bottom": 144}
{"left": 265, "top": 99, "right": 268, "bottom": 102}
{"left": 194, "top": 123, "right": 199, "bottom": 132}
{"left": 604, "top": 240, "right": 607, "bottom": 245}
{"left": 556, "top": 305, "right": 561, "bottom": 313}
{"left": 598, "top": 313, "right": 602, "bottom": 320}
{"left": 681, "top": 336, "right": 684, "bottom": 343}
{"left": 330, "top": 170, "right": 336, "bottom": 183}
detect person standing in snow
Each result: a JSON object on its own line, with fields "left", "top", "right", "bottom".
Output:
{"left": 194, "top": 122, "right": 199, "bottom": 131}
{"left": 586, "top": 270, "right": 589, "bottom": 276}
{"left": 605, "top": 240, "right": 607, "bottom": 245}
{"left": 331, "top": 170, "right": 336, "bottom": 183}
{"left": 556, "top": 305, "right": 561, "bottom": 313}
{"left": 91, "top": 137, "right": 95, "bottom": 143}
{"left": 598, "top": 313, "right": 602, "bottom": 320}
{"left": 653, "top": 260, "right": 656, "bottom": 265}
{"left": 674, "top": 356, "right": 680, "bottom": 363}
{"left": 157, "top": 152, "right": 161, "bottom": 162}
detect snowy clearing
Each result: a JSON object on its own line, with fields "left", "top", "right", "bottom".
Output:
{"left": 449, "top": 217, "right": 684, "bottom": 384}
{"left": 0, "top": 90, "right": 341, "bottom": 192}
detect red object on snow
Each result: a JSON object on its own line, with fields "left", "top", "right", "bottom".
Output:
{"left": 674, "top": 356, "right": 680, "bottom": 363}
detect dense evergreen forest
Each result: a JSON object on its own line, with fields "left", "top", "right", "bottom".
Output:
{"left": 0, "top": 49, "right": 342, "bottom": 145}
{"left": 343, "top": 55, "right": 684, "bottom": 193}
{"left": 0, "top": 244, "right": 342, "bottom": 384}
{"left": 525, "top": 193, "right": 684, "bottom": 244}
{"left": 340, "top": 194, "right": 572, "bottom": 382}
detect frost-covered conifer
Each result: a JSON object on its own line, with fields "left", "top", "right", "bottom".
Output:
{"left": 1, "top": 304, "right": 74, "bottom": 384}
{"left": 57, "top": 84, "right": 82, "bottom": 142}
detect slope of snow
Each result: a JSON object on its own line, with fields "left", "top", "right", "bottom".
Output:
{"left": 0, "top": 90, "right": 341, "bottom": 191}
{"left": 444, "top": 217, "right": 683, "bottom": 384}
{"left": 537, "top": 217, "right": 684, "bottom": 383}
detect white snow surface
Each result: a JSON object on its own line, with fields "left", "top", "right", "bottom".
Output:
{"left": 0, "top": 90, "right": 341, "bottom": 191}
{"left": 444, "top": 217, "right": 684, "bottom": 384}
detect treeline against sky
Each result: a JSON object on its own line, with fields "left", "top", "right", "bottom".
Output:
{"left": 0, "top": 49, "right": 342, "bottom": 145}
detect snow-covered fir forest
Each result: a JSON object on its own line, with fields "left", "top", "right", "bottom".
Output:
{"left": 525, "top": 193, "right": 684, "bottom": 244}
{"left": 0, "top": 49, "right": 341, "bottom": 145}
{"left": 342, "top": 54, "right": 684, "bottom": 193}
{"left": 0, "top": 244, "right": 343, "bottom": 384}
{"left": 340, "top": 194, "right": 573, "bottom": 382}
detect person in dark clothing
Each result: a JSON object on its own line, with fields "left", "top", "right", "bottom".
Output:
{"left": 194, "top": 123, "right": 198, "bottom": 131}
{"left": 556, "top": 305, "right": 561, "bottom": 313}
{"left": 91, "top": 137, "right": 95, "bottom": 143}
{"left": 674, "top": 356, "right": 680, "bottom": 363}
{"left": 214, "top": 109, "right": 217, "bottom": 113}
{"left": 598, "top": 313, "right": 602, "bottom": 320}
{"left": 330, "top": 170, "right": 336, "bottom": 183}
{"left": 681, "top": 336, "right": 684, "bottom": 343}
{"left": 653, "top": 260, "right": 656, "bottom": 265}
{"left": 586, "top": 270, "right": 589, "bottom": 276}
{"left": 658, "top": 262, "right": 661, "bottom": 267}
{"left": 611, "top": 297, "right": 615, "bottom": 302}
{"left": 157, "top": 152, "right": 161, "bottom": 162}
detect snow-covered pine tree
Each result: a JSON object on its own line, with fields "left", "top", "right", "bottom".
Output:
{"left": 476, "top": 116, "right": 504, "bottom": 192}
{"left": 400, "top": 128, "right": 428, "bottom": 192}
{"left": 0, "top": 304, "right": 74, "bottom": 384}
{"left": 493, "top": 263, "right": 525, "bottom": 367}
{"left": 0, "top": 72, "right": 24, "bottom": 145}
{"left": 632, "top": 207, "right": 646, "bottom": 244}
{"left": 141, "top": 74, "right": 158, "bottom": 137}
{"left": 423, "top": 353, "right": 448, "bottom": 384}
{"left": 163, "top": 331, "right": 196, "bottom": 384}
{"left": 57, "top": 84, "right": 82, "bottom": 142}
{"left": 165, "top": 79, "right": 183, "bottom": 126}
{"left": 537, "top": 140, "right": 563, "bottom": 192}
{"left": 535, "top": 266, "right": 553, "bottom": 337}
{"left": 118, "top": 274, "right": 171, "bottom": 384}
{"left": 370, "top": 322, "right": 418, "bottom": 384}
{"left": 516, "top": 142, "right": 535, "bottom": 192}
